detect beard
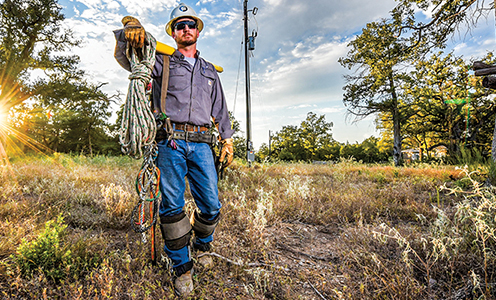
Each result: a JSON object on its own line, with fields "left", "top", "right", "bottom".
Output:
{"left": 177, "top": 34, "right": 197, "bottom": 47}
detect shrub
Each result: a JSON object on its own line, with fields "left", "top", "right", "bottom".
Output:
{"left": 12, "top": 214, "right": 101, "bottom": 281}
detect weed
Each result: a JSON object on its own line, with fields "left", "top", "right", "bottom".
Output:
{"left": 11, "top": 214, "right": 101, "bottom": 282}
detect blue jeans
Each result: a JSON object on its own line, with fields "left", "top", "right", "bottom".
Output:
{"left": 156, "top": 138, "right": 221, "bottom": 268}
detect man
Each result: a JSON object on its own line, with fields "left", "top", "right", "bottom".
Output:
{"left": 114, "top": 2, "right": 234, "bottom": 297}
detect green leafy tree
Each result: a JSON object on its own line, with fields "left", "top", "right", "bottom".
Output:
{"left": 339, "top": 137, "right": 390, "bottom": 163}
{"left": 339, "top": 19, "right": 419, "bottom": 166}
{"left": 33, "top": 72, "right": 119, "bottom": 154}
{"left": 0, "top": 0, "right": 79, "bottom": 112}
{"left": 340, "top": 142, "right": 362, "bottom": 161}
{"left": 272, "top": 124, "right": 301, "bottom": 161}
{"left": 255, "top": 142, "right": 270, "bottom": 162}
{"left": 391, "top": 0, "right": 496, "bottom": 160}
{"left": 272, "top": 112, "right": 336, "bottom": 162}
{"left": 398, "top": 52, "right": 496, "bottom": 158}
{"left": 0, "top": 0, "right": 116, "bottom": 156}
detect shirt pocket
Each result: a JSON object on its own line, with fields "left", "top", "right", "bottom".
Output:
{"left": 200, "top": 68, "right": 216, "bottom": 96}
{"left": 168, "top": 65, "right": 189, "bottom": 92}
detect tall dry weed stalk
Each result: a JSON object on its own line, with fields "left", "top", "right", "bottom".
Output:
{"left": 251, "top": 187, "right": 274, "bottom": 235}
{"left": 373, "top": 166, "right": 496, "bottom": 299}
{"left": 284, "top": 175, "right": 312, "bottom": 199}
{"left": 100, "top": 183, "right": 134, "bottom": 221}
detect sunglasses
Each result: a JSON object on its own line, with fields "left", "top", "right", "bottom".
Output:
{"left": 174, "top": 20, "right": 197, "bottom": 31}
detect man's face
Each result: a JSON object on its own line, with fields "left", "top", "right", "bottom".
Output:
{"left": 172, "top": 17, "right": 199, "bottom": 47}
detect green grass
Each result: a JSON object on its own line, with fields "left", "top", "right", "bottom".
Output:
{"left": 0, "top": 154, "right": 494, "bottom": 299}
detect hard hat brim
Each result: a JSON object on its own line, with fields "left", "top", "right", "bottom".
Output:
{"left": 166, "top": 16, "right": 204, "bottom": 36}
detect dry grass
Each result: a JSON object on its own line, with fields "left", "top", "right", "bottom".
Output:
{"left": 0, "top": 154, "right": 494, "bottom": 299}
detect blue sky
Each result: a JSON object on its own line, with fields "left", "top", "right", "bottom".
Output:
{"left": 58, "top": 0, "right": 496, "bottom": 148}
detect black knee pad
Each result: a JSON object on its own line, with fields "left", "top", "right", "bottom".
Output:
{"left": 159, "top": 212, "right": 192, "bottom": 250}
{"left": 191, "top": 211, "right": 221, "bottom": 239}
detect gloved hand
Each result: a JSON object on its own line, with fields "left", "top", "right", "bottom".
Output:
{"left": 219, "top": 138, "right": 234, "bottom": 168}
{"left": 122, "top": 16, "right": 145, "bottom": 48}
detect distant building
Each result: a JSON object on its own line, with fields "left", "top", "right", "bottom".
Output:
{"left": 402, "top": 146, "right": 447, "bottom": 162}
{"left": 402, "top": 149, "right": 420, "bottom": 162}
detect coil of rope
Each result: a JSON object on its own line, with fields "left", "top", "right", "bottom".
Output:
{"left": 119, "top": 32, "right": 157, "bottom": 158}
{"left": 119, "top": 32, "right": 161, "bottom": 263}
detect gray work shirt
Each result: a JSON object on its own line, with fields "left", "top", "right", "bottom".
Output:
{"left": 113, "top": 29, "right": 234, "bottom": 139}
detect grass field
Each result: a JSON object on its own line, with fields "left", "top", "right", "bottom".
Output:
{"left": 0, "top": 154, "right": 494, "bottom": 299}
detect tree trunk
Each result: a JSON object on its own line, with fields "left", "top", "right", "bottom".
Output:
{"left": 389, "top": 75, "right": 403, "bottom": 166}
{"left": 393, "top": 109, "right": 402, "bottom": 166}
{"left": 88, "top": 131, "right": 93, "bottom": 157}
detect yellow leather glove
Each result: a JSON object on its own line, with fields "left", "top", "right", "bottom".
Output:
{"left": 219, "top": 138, "right": 234, "bottom": 168}
{"left": 122, "top": 16, "right": 145, "bottom": 48}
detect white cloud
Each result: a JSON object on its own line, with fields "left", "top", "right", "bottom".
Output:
{"left": 106, "top": 1, "right": 121, "bottom": 10}
{"left": 117, "top": 0, "right": 172, "bottom": 15}
{"left": 315, "top": 107, "right": 345, "bottom": 114}
{"left": 251, "top": 37, "right": 349, "bottom": 110}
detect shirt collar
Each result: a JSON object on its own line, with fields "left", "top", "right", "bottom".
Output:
{"left": 172, "top": 49, "right": 200, "bottom": 60}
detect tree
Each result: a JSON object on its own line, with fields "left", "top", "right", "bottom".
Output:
{"left": 226, "top": 112, "right": 247, "bottom": 160}
{"left": 0, "top": 0, "right": 119, "bottom": 156}
{"left": 255, "top": 143, "right": 270, "bottom": 162}
{"left": 339, "top": 137, "right": 389, "bottom": 163}
{"left": 391, "top": 0, "right": 496, "bottom": 160}
{"left": 0, "top": 0, "right": 79, "bottom": 111}
{"left": 339, "top": 19, "right": 419, "bottom": 166}
{"left": 392, "top": 0, "right": 494, "bottom": 50}
{"left": 271, "top": 112, "right": 336, "bottom": 162}
{"left": 401, "top": 51, "right": 496, "bottom": 158}
{"left": 272, "top": 124, "right": 301, "bottom": 161}
{"left": 32, "top": 80, "right": 118, "bottom": 155}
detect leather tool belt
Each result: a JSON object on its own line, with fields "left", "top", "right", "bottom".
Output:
{"left": 155, "top": 122, "right": 216, "bottom": 145}
{"left": 173, "top": 123, "right": 209, "bottom": 133}
{"left": 171, "top": 131, "right": 217, "bottom": 144}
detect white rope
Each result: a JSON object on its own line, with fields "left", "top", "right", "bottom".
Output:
{"left": 119, "top": 33, "right": 157, "bottom": 158}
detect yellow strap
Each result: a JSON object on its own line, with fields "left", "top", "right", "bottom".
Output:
{"left": 156, "top": 41, "right": 223, "bottom": 73}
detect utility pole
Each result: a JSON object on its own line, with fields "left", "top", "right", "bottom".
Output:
{"left": 243, "top": 0, "right": 257, "bottom": 165}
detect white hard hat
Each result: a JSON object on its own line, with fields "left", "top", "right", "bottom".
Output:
{"left": 165, "top": 3, "right": 204, "bottom": 36}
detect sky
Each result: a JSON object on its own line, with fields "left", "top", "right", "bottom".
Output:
{"left": 57, "top": 0, "right": 496, "bottom": 149}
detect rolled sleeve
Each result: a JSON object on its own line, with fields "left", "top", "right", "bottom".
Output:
{"left": 113, "top": 29, "right": 131, "bottom": 72}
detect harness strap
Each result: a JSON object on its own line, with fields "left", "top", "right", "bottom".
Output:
{"left": 191, "top": 211, "right": 221, "bottom": 239}
{"left": 160, "top": 55, "right": 170, "bottom": 114}
{"left": 159, "top": 212, "right": 192, "bottom": 250}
